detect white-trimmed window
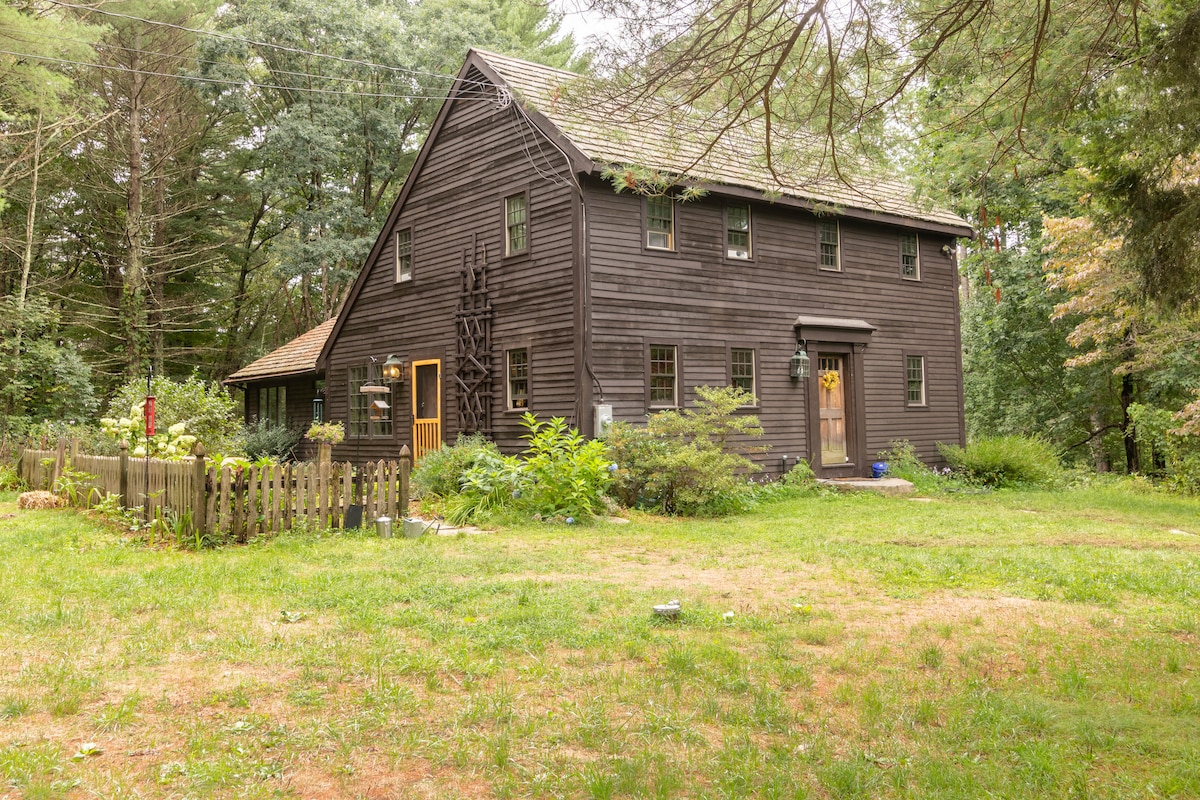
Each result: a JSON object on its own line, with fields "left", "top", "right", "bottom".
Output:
{"left": 505, "top": 193, "right": 528, "bottom": 256}
{"left": 646, "top": 196, "right": 674, "bottom": 250}
{"left": 648, "top": 345, "right": 678, "bottom": 407}
{"left": 901, "top": 232, "right": 920, "bottom": 279}
{"left": 906, "top": 355, "right": 926, "bottom": 406}
{"left": 395, "top": 228, "right": 412, "bottom": 282}
{"left": 819, "top": 221, "right": 841, "bottom": 271}
{"left": 730, "top": 348, "right": 756, "bottom": 399}
{"left": 507, "top": 348, "right": 529, "bottom": 409}
{"left": 726, "top": 205, "right": 751, "bottom": 259}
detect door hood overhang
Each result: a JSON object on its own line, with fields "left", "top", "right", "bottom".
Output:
{"left": 793, "top": 315, "right": 876, "bottom": 345}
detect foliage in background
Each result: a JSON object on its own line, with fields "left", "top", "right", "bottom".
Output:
{"left": 606, "top": 386, "right": 764, "bottom": 516}
{"left": 240, "top": 420, "right": 302, "bottom": 463}
{"left": 1128, "top": 403, "right": 1200, "bottom": 494}
{"left": 100, "top": 411, "right": 198, "bottom": 461}
{"left": 938, "top": 436, "right": 1061, "bottom": 489}
{"left": 107, "top": 376, "right": 239, "bottom": 455}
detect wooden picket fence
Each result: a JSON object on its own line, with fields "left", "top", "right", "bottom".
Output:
{"left": 18, "top": 440, "right": 411, "bottom": 543}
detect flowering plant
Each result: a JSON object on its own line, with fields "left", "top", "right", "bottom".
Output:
{"left": 100, "top": 403, "right": 197, "bottom": 460}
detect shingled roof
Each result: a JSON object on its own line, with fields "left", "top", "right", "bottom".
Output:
{"left": 472, "top": 50, "right": 970, "bottom": 234}
{"left": 225, "top": 318, "right": 335, "bottom": 384}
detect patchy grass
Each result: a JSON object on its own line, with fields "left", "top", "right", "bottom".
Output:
{"left": 0, "top": 485, "right": 1198, "bottom": 798}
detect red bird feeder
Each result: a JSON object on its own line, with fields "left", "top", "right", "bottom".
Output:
{"left": 145, "top": 396, "right": 156, "bottom": 437}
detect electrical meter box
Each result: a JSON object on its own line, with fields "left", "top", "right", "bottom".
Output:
{"left": 594, "top": 403, "right": 613, "bottom": 437}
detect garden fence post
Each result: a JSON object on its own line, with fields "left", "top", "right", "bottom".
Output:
{"left": 54, "top": 438, "right": 67, "bottom": 488}
{"left": 192, "top": 444, "right": 207, "bottom": 538}
{"left": 399, "top": 445, "right": 411, "bottom": 519}
{"left": 119, "top": 441, "right": 129, "bottom": 506}
{"left": 69, "top": 438, "right": 79, "bottom": 464}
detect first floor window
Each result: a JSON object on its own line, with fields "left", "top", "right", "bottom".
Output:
{"left": 726, "top": 205, "right": 750, "bottom": 259}
{"left": 507, "top": 348, "right": 529, "bottom": 409}
{"left": 395, "top": 228, "right": 412, "bottom": 282}
{"left": 819, "top": 221, "right": 841, "bottom": 270}
{"left": 906, "top": 355, "right": 926, "bottom": 406}
{"left": 257, "top": 385, "right": 287, "bottom": 427}
{"left": 649, "top": 345, "right": 678, "bottom": 407}
{"left": 730, "top": 348, "right": 756, "bottom": 399}
{"left": 646, "top": 196, "right": 674, "bottom": 250}
{"left": 901, "top": 232, "right": 920, "bottom": 279}
{"left": 349, "top": 366, "right": 368, "bottom": 437}
{"left": 505, "top": 193, "right": 528, "bottom": 255}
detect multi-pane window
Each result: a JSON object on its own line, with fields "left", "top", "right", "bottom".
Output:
{"left": 901, "top": 233, "right": 920, "bottom": 279}
{"left": 505, "top": 194, "right": 527, "bottom": 256}
{"left": 507, "top": 348, "right": 529, "bottom": 409}
{"left": 726, "top": 205, "right": 750, "bottom": 259}
{"left": 649, "top": 345, "right": 678, "bottom": 407}
{"left": 257, "top": 386, "right": 287, "bottom": 427}
{"left": 731, "top": 348, "right": 756, "bottom": 399}
{"left": 646, "top": 196, "right": 674, "bottom": 250}
{"left": 348, "top": 366, "right": 368, "bottom": 437}
{"left": 395, "top": 228, "right": 412, "bottom": 282}
{"left": 349, "top": 365, "right": 392, "bottom": 437}
{"left": 819, "top": 221, "right": 841, "bottom": 270}
{"left": 906, "top": 355, "right": 926, "bottom": 406}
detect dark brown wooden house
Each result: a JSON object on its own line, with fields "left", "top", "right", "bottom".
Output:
{"left": 226, "top": 318, "right": 334, "bottom": 460}
{"left": 319, "top": 50, "right": 973, "bottom": 478}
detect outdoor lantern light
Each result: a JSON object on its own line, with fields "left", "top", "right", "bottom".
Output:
{"left": 382, "top": 353, "right": 403, "bottom": 382}
{"left": 312, "top": 396, "right": 324, "bottom": 422}
{"left": 790, "top": 342, "right": 811, "bottom": 379}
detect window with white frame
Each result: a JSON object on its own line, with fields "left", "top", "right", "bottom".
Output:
{"left": 730, "top": 348, "right": 755, "bottom": 399}
{"left": 648, "top": 345, "right": 678, "bottom": 407}
{"left": 906, "top": 355, "right": 926, "bottom": 406}
{"left": 505, "top": 193, "right": 527, "bottom": 256}
{"left": 395, "top": 228, "right": 412, "bottom": 282}
{"left": 901, "top": 232, "right": 920, "bottom": 279}
{"left": 819, "top": 221, "right": 841, "bottom": 271}
{"left": 726, "top": 205, "right": 750, "bottom": 259}
{"left": 507, "top": 348, "right": 529, "bottom": 409}
{"left": 646, "top": 196, "right": 674, "bottom": 250}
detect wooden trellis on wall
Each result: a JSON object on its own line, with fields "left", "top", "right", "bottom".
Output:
{"left": 455, "top": 236, "right": 493, "bottom": 435}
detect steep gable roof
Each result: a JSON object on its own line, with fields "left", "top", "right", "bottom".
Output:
{"left": 226, "top": 318, "right": 334, "bottom": 384}
{"left": 473, "top": 50, "right": 971, "bottom": 235}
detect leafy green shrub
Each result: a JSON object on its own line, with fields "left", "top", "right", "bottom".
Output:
{"left": 411, "top": 433, "right": 501, "bottom": 498}
{"left": 0, "top": 463, "right": 26, "bottom": 492}
{"left": 606, "top": 386, "right": 765, "bottom": 516}
{"left": 241, "top": 420, "right": 302, "bottom": 463}
{"left": 107, "top": 375, "right": 239, "bottom": 455}
{"left": 937, "top": 435, "right": 1060, "bottom": 488}
{"left": 876, "top": 440, "right": 951, "bottom": 492}
{"left": 442, "top": 415, "right": 613, "bottom": 525}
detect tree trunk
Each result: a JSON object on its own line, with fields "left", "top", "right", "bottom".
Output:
{"left": 1121, "top": 373, "right": 1139, "bottom": 473}
{"left": 122, "top": 31, "right": 147, "bottom": 379}
{"left": 17, "top": 111, "right": 42, "bottom": 312}
{"left": 1090, "top": 410, "right": 1110, "bottom": 472}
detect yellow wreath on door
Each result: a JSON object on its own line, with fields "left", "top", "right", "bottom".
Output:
{"left": 821, "top": 369, "right": 840, "bottom": 391}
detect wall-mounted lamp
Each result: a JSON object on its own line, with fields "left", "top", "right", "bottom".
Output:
{"left": 790, "top": 341, "right": 811, "bottom": 379}
{"left": 382, "top": 353, "right": 403, "bottom": 382}
{"left": 941, "top": 244, "right": 954, "bottom": 257}
{"left": 312, "top": 395, "right": 325, "bottom": 422}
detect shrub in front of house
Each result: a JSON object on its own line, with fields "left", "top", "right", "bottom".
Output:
{"left": 411, "top": 433, "right": 501, "bottom": 499}
{"left": 241, "top": 419, "right": 302, "bottom": 463}
{"left": 108, "top": 375, "right": 239, "bottom": 455}
{"left": 937, "top": 435, "right": 1061, "bottom": 488}
{"left": 606, "top": 385, "right": 765, "bottom": 516}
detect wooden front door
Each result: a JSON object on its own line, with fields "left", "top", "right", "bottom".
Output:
{"left": 411, "top": 359, "right": 442, "bottom": 461}
{"left": 819, "top": 355, "right": 848, "bottom": 465}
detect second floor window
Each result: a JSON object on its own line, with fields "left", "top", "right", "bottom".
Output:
{"left": 726, "top": 205, "right": 750, "bottom": 259}
{"left": 505, "top": 193, "right": 527, "bottom": 256}
{"left": 819, "top": 221, "right": 841, "bottom": 270}
{"left": 395, "top": 228, "right": 412, "bottom": 282}
{"left": 646, "top": 196, "right": 674, "bottom": 250}
{"left": 901, "top": 233, "right": 920, "bottom": 279}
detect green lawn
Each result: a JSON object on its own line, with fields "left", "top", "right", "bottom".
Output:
{"left": 1, "top": 486, "right": 1198, "bottom": 798}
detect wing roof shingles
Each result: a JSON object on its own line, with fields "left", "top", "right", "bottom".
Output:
{"left": 225, "top": 318, "right": 335, "bottom": 383}
{"left": 474, "top": 50, "right": 969, "bottom": 231}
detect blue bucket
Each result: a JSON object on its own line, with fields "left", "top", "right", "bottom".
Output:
{"left": 871, "top": 461, "right": 888, "bottom": 479}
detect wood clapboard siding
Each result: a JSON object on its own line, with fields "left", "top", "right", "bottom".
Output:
{"left": 326, "top": 68, "right": 579, "bottom": 463}
{"left": 584, "top": 177, "right": 964, "bottom": 474}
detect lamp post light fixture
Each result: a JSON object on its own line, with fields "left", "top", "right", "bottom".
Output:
{"left": 790, "top": 341, "right": 811, "bottom": 380}
{"left": 381, "top": 353, "right": 403, "bottom": 382}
